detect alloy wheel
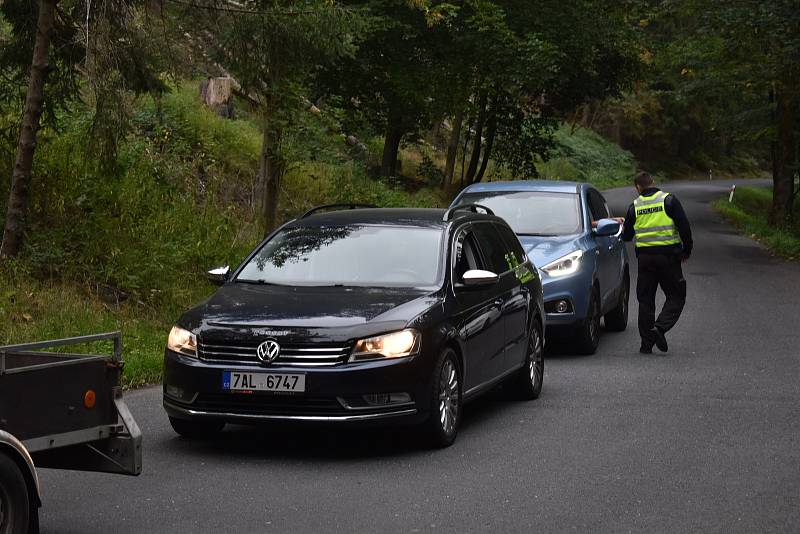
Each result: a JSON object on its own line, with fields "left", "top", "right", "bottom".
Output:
{"left": 589, "top": 294, "right": 600, "bottom": 343}
{"left": 438, "top": 359, "right": 460, "bottom": 435}
{"left": 528, "top": 325, "right": 543, "bottom": 390}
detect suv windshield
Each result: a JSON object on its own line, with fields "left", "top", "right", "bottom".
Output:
{"left": 457, "top": 191, "right": 582, "bottom": 236}
{"left": 236, "top": 225, "right": 443, "bottom": 288}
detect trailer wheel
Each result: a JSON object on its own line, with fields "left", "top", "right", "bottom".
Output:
{"left": 0, "top": 452, "right": 30, "bottom": 534}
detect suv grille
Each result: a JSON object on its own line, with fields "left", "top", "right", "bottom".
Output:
{"left": 198, "top": 340, "right": 351, "bottom": 367}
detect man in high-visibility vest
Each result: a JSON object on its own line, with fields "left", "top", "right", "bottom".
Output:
{"left": 619, "top": 172, "right": 693, "bottom": 354}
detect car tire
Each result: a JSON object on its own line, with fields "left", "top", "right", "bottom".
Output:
{"left": 168, "top": 416, "right": 225, "bottom": 439}
{"left": 574, "top": 286, "right": 601, "bottom": 355}
{"left": 604, "top": 272, "right": 629, "bottom": 332}
{"left": 507, "top": 320, "right": 544, "bottom": 400}
{"left": 422, "top": 348, "right": 462, "bottom": 448}
{"left": 0, "top": 452, "right": 30, "bottom": 534}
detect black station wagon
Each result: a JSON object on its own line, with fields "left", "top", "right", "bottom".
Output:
{"left": 163, "top": 205, "right": 545, "bottom": 447}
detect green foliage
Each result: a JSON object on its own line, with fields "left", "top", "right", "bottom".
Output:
{"left": 0, "top": 271, "right": 167, "bottom": 388}
{"left": 416, "top": 154, "right": 444, "bottom": 186}
{"left": 537, "top": 125, "right": 637, "bottom": 189}
{"left": 16, "top": 84, "right": 262, "bottom": 317}
{"left": 713, "top": 187, "right": 800, "bottom": 260}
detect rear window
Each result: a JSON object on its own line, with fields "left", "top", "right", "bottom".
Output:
{"left": 457, "top": 191, "right": 582, "bottom": 236}
{"left": 236, "top": 225, "right": 444, "bottom": 288}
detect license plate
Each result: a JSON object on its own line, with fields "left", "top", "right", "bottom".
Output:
{"left": 222, "top": 371, "right": 305, "bottom": 393}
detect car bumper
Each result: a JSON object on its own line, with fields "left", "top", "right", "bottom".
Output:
{"left": 540, "top": 269, "right": 594, "bottom": 327}
{"left": 162, "top": 349, "right": 431, "bottom": 425}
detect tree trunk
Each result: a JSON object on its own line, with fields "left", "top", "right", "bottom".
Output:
{"left": 465, "top": 92, "right": 488, "bottom": 184}
{"left": 257, "top": 112, "right": 284, "bottom": 236}
{"left": 443, "top": 109, "right": 464, "bottom": 186}
{"left": 474, "top": 113, "right": 497, "bottom": 184}
{"left": 1, "top": 0, "right": 59, "bottom": 258}
{"left": 381, "top": 115, "right": 404, "bottom": 177}
{"left": 769, "top": 82, "right": 797, "bottom": 227}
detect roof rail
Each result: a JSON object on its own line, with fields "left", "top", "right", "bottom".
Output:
{"left": 299, "top": 203, "right": 378, "bottom": 219}
{"left": 442, "top": 203, "right": 495, "bottom": 222}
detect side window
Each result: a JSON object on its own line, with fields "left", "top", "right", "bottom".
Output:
{"left": 587, "top": 190, "right": 609, "bottom": 222}
{"left": 453, "top": 231, "right": 483, "bottom": 283}
{"left": 471, "top": 223, "right": 511, "bottom": 274}
{"left": 600, "top": 193, "right": 611, "bottom": 218}
{"left": 494, "top": 223, "right": 526, "bottom": 265}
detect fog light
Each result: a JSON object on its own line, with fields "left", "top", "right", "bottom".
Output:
{"left": 166, "top": 385, "right": 184, "bottom": 400}
{"left": 363, "top": 392, "right": 412, "bottom": 406}
{"left": 364, "top": 393, "right": 390, "bottom": 405}
{"left": 556, "top": 300, "right": 569, "bottom": 313}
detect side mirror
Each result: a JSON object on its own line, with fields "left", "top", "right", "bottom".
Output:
{"left": 462, "top": 269, "right": 499, "bottom": 287}
{"left": 593, "top": 218, "right": 620, "bottom": 237}
{"left": 207, "top": 265, "right": 230, "bottom": 286}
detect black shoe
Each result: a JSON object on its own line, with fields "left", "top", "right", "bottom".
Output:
{"left": 651, "top": 327, "right": 668, "bottom": 352}
{"left": 639, "top": 345, "right": 653, "bottom": 354}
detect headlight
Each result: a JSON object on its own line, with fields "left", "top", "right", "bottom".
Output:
{"left": 541, "top": 250, "right": 584, "bottom": 277}
{"left": 167, "top": 326, "right": 197, "bottom": 357}
{"left": 349, "top": 329, "right": 420, "bottom": 362}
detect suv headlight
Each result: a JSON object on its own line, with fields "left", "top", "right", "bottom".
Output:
{"left": 541, "top": 250, "right": 584, "bottom": 277}
{"left": 349, "top": 329, "right": 420, "bottom": 362}
{"left": 167, "top": 326, "right": 197, "bottom": 357}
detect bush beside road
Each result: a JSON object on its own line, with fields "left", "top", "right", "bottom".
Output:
{"left": 713, "top": 187, "right": 800, "bottom": 260}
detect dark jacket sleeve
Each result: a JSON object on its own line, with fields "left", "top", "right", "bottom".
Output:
{"left": 621, "top": 203, "right": 636, "bottom": 242}
{"left": 665, "top": 194, "right": 693, "bottom": 256}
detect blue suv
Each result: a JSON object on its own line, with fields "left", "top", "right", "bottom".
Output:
{"left": 451, "top": 181, "right": 629, "bottom": 354}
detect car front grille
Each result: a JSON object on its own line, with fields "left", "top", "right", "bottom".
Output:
{"left": 197, "top": 340, "right": 351, "bottom": 367}
{"left": 192, "top": 393, "right": 347, "bottom": 415}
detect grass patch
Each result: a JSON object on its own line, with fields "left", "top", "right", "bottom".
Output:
{"left": 537, "top": 125, "right": 637, "bottom": 189}
{"left": 0, "top": 271, "right": 183, "bottom": 388}
{"left": 712, "top": 187, "right": 800, "bottom": 260}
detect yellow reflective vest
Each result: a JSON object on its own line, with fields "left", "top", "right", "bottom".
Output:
{"left": 633, "top": 191, "right": 681, "bottom": 248}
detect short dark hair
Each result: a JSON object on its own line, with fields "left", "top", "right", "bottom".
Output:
{"left": 634, "top": 171, "right": 654, "bottom": 189}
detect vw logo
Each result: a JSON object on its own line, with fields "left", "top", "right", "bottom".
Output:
{"left": 256, "top": 340, "right": 280, "bottom": 364}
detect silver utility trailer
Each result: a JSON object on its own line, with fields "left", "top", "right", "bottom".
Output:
{"left": 0, "top": 332, "right": 141, "bottom": 534}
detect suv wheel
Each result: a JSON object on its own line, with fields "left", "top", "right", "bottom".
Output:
{"left": 422, "top": 348, "right": 462, "bottom": 448}
{"left": 604, "top": 273, "right": 629, "bottom": 332}
{"left": 508, "top": 320, "right": 544, "bottom": 400}
{"left": 168, "top": 417, "right": 225, "bottom": 439}
{"left": 575, "top": 287, "right": 601, "bottom": 355}
{"left": 0, "top": 453, "right": 30, "bottom": 534}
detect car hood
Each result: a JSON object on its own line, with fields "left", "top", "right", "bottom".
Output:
{"left": 518, "top": 234, "right": 583, "bottom": 269}
{"left": 180, "top": 283, "right": 440, "bottom": 340}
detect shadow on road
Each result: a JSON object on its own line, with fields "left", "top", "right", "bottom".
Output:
{"left": 544, "top": 326, "right": 626, "bottom": 359}
{"left": 156, "top": 388, "right": 523, "bottom": 462}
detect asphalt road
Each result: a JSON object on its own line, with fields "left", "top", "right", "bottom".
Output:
{"left": 38, "top": 178, "right": 799, "bottom": 533}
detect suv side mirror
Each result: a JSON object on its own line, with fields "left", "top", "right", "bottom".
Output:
{"left": 593, "top": 218, "right": 620, "bottom": 237}
{"left": 207, "top": 265, "right": 230, "bottom": 286}
{"left": 462, "top": 269, "right": 499, "bottom": 287}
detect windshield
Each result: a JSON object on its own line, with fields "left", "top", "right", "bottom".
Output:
{"left": 457, "top": 191, "right": 582, "bottom": 236}
{"left": 236, "top": 225, "right": 444, "bottom": 288}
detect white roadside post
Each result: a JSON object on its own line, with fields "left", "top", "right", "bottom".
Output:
{"left": 729, "top": 184, "right": 736, "bottom": 203}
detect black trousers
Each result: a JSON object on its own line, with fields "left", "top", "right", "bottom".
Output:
{"left": 636, "top": 253, "right": 687, "bottom": 344}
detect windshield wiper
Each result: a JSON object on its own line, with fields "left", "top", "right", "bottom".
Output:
{"left": 235, "top": 279, "right": 280, "bottom": 286}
